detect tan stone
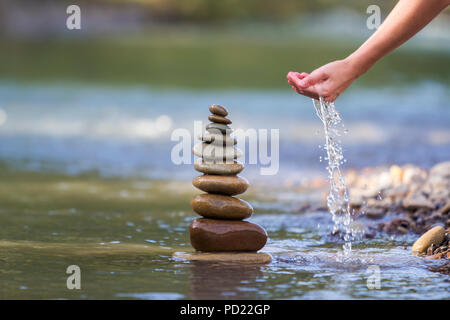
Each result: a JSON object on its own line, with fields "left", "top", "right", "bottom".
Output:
{"left": 194, "top": 159, "right": 243, "bottom": 175}
{"left": 189, "top": 218, "right": 267, "bottom": 252}
{"left": 192, "top": 142, "right": 243, "bottom": 160}
{"left": 192, "top": 175, "right": 249, "bottom": 196}
{"left": 190, "top": 194, "right": 253, "bottom": 220}
{"left": 364, "top": 207, "right": 385, "bottom": 220}
{"left": 403, "top": 197, "right": 435, "bottom": 211}
{"left": 209, "top": 104, "right": 228, "bottom": 117}
{"left": 440, "top": 202, "right": 450, "bottom": 215}
{"left": 208, "top": 114, "right": 231, "bottom": 124}
{"left": 412, "top": 226, "right": 445, "bottom": 255}
{"left": 173, "top": 251, "right": 272, "bottom": 263}
{"left": 198, "top": 132, "right": 237, "bottom": 145}
{"left": 206, "top": 123, "right": 232, "bottom": 135}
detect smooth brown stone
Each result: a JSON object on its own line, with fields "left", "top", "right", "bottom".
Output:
{"left": 412, "top": 226, "right": 445, "bottom": 255}
{"left": 209, "top": 104, "right": 228, "bottom": 117}
{"left": 191, "top": 194, "right": 253, "bottom": 220}
{"left": 194, "top": 159, "right": 244, "bottom": 175}
{"left": 192, "top": 175, "right": 249, "bottom": 195}
{"left": 440, "top": 202, "right": 450, "bottom": 214}
{"left": 198, "top": 133, "right": 237, "bottom": 146}
{"left": 173, "top": 251, "right": 272, "bottom": 263}
{"left": 206, "top": 123, "right": 232, "bottom": 135}
{"left": 208, "top": 114, "right": 232, "bottom": 125}
{"left": 189, "top": 218, "right": 267, "bottom": 252}
{"left": 192, "top": 143, "right": 243, "bottom": 160}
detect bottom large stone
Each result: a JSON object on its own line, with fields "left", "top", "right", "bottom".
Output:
{"left": 189, "top": 218, "right": 267, "bottom": 252}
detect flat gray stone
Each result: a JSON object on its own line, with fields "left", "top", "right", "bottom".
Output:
{"left": 173, "top": 252, "right": 272, "bottom": 263}
{"left": 206, "top": 123, "right": 232, "bottom": 135}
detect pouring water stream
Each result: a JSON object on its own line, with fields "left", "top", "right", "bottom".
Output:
{"left": 313, "top": 97, "right": 353, "bottom": 261}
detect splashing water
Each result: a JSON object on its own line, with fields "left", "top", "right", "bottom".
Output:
{"left": 313, "top": 97, "right": 353, "bottom": 260}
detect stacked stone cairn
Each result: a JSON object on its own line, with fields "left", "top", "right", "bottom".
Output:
{"left": 189, "top": 104, "right": 268, "bottom": 254}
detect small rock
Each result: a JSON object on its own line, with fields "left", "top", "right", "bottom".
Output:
{"left": 428, "top": 263, "right": 450, "bottom": 275}
{"left": 440, "top": 202, "right": 450, "bottom": 215}
{"left": 364, "top": 207, "right": 385, "bottom": 220}
{"left": 209, "top": 104, "right": 228, "bottom": 117}
{"left": 192, "top": 142, "right": 243, "bottom": 160}
{"left": 427, "top": 243, "right": 437, "bottom": 256}
{"left": 192, "top": 175, "right": 249, "bottom": 196}
{"left": 385, "top": 186, "right": 409, "bottom": 199}
{"left": 397, "top": 226, "right": 409, "bottom": 234}
{"left": 426, "top": 252, "right": 444, "bottom": 260}
{"left": 208, "top": 114, "right": 232, "bottom": 124}
{"left": 194, "top": 159, "right": 243, "bottom": 175}
{"left": 390, "top": 165, "right": 403, "bottom": 184}
{"left": 403, "top": 197, "right": 435, "bottom": 211}
{"left": 429, "top": 161, "right": 450, "bottom": 179}
{"left": 412, "top": 226, "right": 446, "bottom": 255}
{"left": 206, "top": 122, "right": 232, "bottom": 134}
{"left": 385, "top": 218, "right": 413, "bottom": 233}
{"left": 199, "top": 133, "right": 236, "bottom": 145}
{"left": 190, "top": 194, "right": 253, "bottom": 220}
{"left": 189, "top": 218, "right": 267, "bottom": 252}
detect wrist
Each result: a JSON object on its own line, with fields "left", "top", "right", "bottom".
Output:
{"left": 344, "top": 52, "right": 373, "bottom": 80}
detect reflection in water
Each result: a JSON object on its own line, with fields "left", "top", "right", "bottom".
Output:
{"left": 188, "top": 261, "right": 265, "bottom": 300}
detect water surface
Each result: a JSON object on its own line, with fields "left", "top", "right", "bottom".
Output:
{"left": 0, "top": 82, "right": 449, "bottom": 299}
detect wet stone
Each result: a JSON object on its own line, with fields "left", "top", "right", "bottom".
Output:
{"left": 192, "top": 175, "right": 249, "bottom": 196}
{"left": 194, "top": 159, "right": 244, "bottom": 175}
{"left": 189, "top": 218, "right": 268, "bottom": 252}
{"left": 198, "top": 133, "right": 237, "bottom": 146}
{"left": 190, "top": 193, "right": 253, "bottom": 220}
{"left": 173, "top": 251, "right": 272, "bottom": 263}
{"left": 206, "top": 123, "right": 232, "bottom": 135}
{"left": 208, "top": 114, "right": 232, "bottom": 125}
{"left": 412, "top": 226, "right": 445, "bottom": 255}
{"left": 192, "top": 143, "right": 243, "bottom": 160}
{"left": 209, "top": 104, "right": 228, "bottom": 117}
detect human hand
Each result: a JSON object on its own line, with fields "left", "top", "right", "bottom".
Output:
{"left": 287, "top": 59, "right": 359, "bottom": 102}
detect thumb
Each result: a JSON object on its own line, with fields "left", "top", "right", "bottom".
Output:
{"left": 298, "top": 69, "right": 326, "bottom": 88}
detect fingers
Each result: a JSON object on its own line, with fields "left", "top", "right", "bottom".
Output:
{"left": 287, "top": 71, "right": 320, "bottom": 99}
{"left": 299, "top": 69, "right": 327, "bottom": 89}
{"left": 287, "top": 72, "right": 308, "bottom": 91}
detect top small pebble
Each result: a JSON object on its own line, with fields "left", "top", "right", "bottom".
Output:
{"left": 209, "top": 104, "right": 228, "bottom": 117}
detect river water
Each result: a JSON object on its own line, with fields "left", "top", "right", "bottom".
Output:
{"left": 0, "top": 82, "right": 449, "bottom": 299}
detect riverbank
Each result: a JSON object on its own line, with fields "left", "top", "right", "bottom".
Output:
{"left": 1, "top": 29, "right": 449, "bottom": 89}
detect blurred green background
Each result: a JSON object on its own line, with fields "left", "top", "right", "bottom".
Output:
{"left": 1, "top": 0, "right": 449, "bottom": 89}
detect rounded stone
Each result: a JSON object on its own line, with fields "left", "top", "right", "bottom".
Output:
{"left": 198, "top": 133, "right": 237, "bottom": 146}
{"left": 208, "top": 114, "right": 232, "bottom": 125}
{"left": 412, "top": 226, "right": 445, "bottom": 255}
{"left": 189, "top": 218, "right": 268, "bottom": 252}
{"left": 192, "top": 143, "right": 243, "bottom": 160}
{"left": 192, "top": 175, "right": 249, "bottom": 195}
{"left": 173, "top": 251, "right": 272, "bottom": 264}
{"left": 194, "top": 159, "right": 244, "bottom": 175}
{"left": 206, "top": 123, "right": 232, "bottom": 135}
{"left": 209, "top": 104, "right": 228, "bottom": 117}
{"left": 191, "top": 194, "right": 253, "bottom": 220}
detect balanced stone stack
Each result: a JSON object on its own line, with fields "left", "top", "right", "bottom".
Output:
{"left": 189, "top": 104, "right": 268, "bottom": 254}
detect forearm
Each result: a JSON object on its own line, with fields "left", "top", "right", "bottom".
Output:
{"left": 347, "top": 0, "right": 449, "bottom": 76}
